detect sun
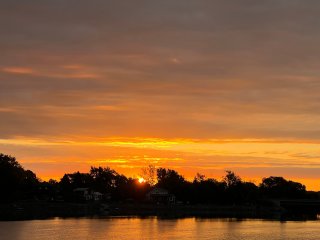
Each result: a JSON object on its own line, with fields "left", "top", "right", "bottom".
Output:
{"left": 138, "top": 177, "right": 145, "bottom": 184}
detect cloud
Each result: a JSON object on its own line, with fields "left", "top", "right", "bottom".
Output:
{"left": 1, "top": 1, "right": 320, "bottom": 188}
{"left": 2, "top": 67, "right": 34, "bottom": 75}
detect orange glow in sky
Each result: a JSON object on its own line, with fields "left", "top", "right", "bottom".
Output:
{"left": 1, "top": 1, "right": 320, "bottom": 191}
{"left": 1, "top": 137, "right": 320, "bottom": 190}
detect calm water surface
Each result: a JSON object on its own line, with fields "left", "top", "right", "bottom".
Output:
{"left": 0, "top": 217, "right": 319, "bottom": 240}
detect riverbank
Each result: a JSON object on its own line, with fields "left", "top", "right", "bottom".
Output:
{"left": 0, "top": 201, "right": 102, "bottom": 220}
{"left": 109, "top": 203, "right": 283, "bottom": 219}
{"left": 0, "top": 201, "right": 293, "bottom": 221}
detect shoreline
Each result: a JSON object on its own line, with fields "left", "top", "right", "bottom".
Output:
{"left": 1, "top": 201, "right": 317, "bottom": 221}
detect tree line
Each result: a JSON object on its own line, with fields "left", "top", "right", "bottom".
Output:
{"left": 0, "top": 153, "right": 317, "bottom": 204}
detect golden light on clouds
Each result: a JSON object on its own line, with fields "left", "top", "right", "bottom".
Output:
{"left": 2, "top": 67, "right": 34, "bottom": 74}
{"left": 1, "top": 137, "right": 320, "bottom": 190}
{"left": 1, "top": 1, "right": 320, "bottom": 190}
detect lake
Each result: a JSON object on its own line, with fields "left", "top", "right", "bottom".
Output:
{"left": 0, "top": 217, "right": 319, "bottom": 240}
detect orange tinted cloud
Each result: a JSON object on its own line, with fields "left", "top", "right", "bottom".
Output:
{"left": 2, "top": 67, "right": 34, "bottom": 74}
{"left": 1, "top": 1, "right": 320, "bottom": 190}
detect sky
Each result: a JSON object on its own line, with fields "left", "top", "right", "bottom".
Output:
{"left": 1, "top": 1, "right": 320, "bottom": 190}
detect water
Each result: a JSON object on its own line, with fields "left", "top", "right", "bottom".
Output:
{"left": 0, "top": 217, "right": 319, "bottom": 240}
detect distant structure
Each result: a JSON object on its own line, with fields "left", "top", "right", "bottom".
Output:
{"left": 147, "top": 188, "right": 175, "bottom": 204}
{"left": 73, "top": 188, "right": 103, "bottom": 202}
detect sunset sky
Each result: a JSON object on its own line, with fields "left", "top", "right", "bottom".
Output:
{"left": 1, "top": 1, "right": 320, "bottom": 190}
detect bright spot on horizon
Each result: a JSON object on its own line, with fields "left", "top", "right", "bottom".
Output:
{"left": 138, "top": 177, "right": 146, "bottom": 184}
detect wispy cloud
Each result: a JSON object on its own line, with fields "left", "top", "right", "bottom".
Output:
{"left": 2, "top": 67, "right": 34, "bottom": 74}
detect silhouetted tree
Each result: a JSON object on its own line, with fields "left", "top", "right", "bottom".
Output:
{"left": 157, "top": 168, "right": 186, "bottom": 189}
{"left": 223, "top": 170, "right": 242, "bottom": 188}
{"left": 240, "top": 182, "right": 259, "bottom": 204}
{"left": 222, "top": 171, "right": 247, "bottom": 204}
{"left": 260, "top": 176, "right": 306, "bottom": 199}
{"left": 115, "top": 177, "right": 151, "bottom": 202}
{"left": 193, "top": 173, "right": 206, "bottom": 183}
{"left": 1, "top": 153, "right": 315, "bottom": 206}
{"left": 59, "top": 172, "right": 92, "bottom": 201}
{"left": 0, "top": 153, "right": 38, "bottom": 202}
{"left": 37, "top": 179, "right": 59, "bottom": 201}
{"left": 89, "top": 167, "right": 117, "bottom": 193}
{"left": 141, "top": 164, "right": 157, "bottom": 186}
{"left": 191, "top": 174, "right": 224, "bottom": 204}
{"left": 156, "top": 168, "right": 191, "bottom": 202}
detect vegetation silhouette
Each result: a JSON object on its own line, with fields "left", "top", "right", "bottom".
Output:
{"left": 0, "top": 153, "right": 38, "bottom": 203}
{"left": 0, "top": 153, "right": 318, "bottom": 205}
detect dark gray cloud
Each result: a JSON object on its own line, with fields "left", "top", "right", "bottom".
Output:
{"left": 1, "top": 0, "right": 320, "bottom": 140}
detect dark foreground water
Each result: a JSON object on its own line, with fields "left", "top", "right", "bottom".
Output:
{"left": 0, "top": 217, "right": 319, "bottom": 240}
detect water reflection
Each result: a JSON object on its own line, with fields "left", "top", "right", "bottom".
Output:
{"left": 0, "top": 217, "right": 320, "bottom": 240}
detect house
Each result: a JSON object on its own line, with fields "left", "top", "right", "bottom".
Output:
{"left": 73, "top": 188, "right": 104, "bottom": 202}
{"left": 92, "top": 191, "right": 103, "bottom": 201}
{"left": 146, "top": 188, "right": 175, "bottom": 204}
{"left": 73, "top": 188, "right": 92, "bottom": 201}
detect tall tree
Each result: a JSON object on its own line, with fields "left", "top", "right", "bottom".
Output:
{"left": 223, "top": 170, "right": 242, "bottom": 188}
{"left": 141, "top": 164, "right": 157, "bottom": 186}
